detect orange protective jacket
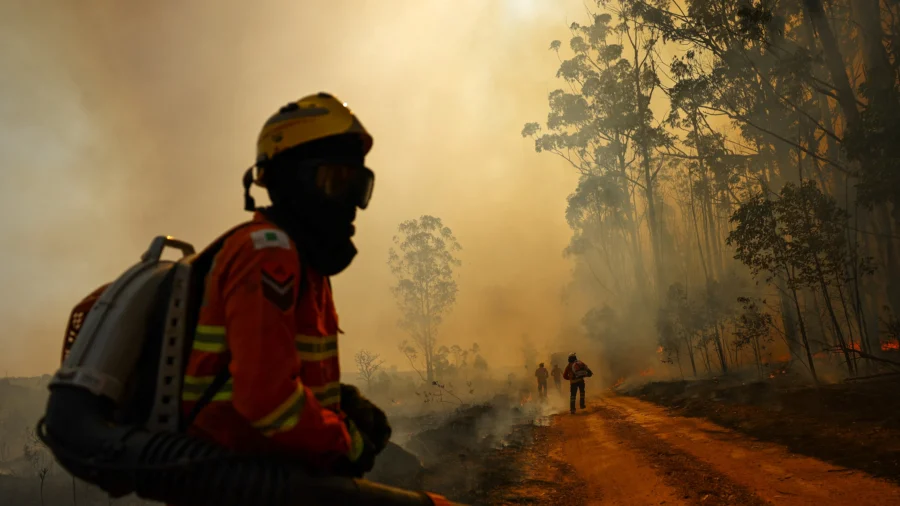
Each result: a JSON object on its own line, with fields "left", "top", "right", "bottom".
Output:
{"left": 563, "top": 361, "right": 591, "bottom": 383}
{"left": 180, "top": 212, "right": 359, "bottom": 467}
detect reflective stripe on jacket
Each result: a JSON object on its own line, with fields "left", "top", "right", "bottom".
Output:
{"left": 181, "top": 211, "right": 351, "bottom": 466}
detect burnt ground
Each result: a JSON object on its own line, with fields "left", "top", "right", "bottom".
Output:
{"left": 475, "top": 422, "right": 582, "bottom": 505}
{"left": 3, "top": 380, "right": 888, "bottom": 505}
{"left": 368, "top": 395, "right": 565, "bottom": 505}
{"left": 5, "top": 378, "right": 897, "bottom": 505}
{"left": 623, "top": 375, "right": 900, "bottom": 485}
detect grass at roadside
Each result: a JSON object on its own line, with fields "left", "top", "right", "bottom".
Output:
{"left": 622, "top": 376, "right": 900, "bottom": 483}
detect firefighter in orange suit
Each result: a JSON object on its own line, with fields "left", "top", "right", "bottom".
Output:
{"left": 180, "top": 93, "right": 390, "bottom": 477}
{"left": 562, "top": 352, "right": 593, "bottom": 414}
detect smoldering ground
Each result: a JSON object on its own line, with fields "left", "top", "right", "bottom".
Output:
{"left": 367, "top": 386, "right": 569, "bottom": 503}
{"left": 0, "top": 373, "right": 567, "bottom": 505}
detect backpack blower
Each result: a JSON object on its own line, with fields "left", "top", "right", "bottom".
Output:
{"left": 38, "top": 231, "right": 459, "bottom": 506}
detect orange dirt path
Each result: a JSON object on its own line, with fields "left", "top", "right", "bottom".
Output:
{"left": 487, "top": 393, "right": 900, "bottom": 505}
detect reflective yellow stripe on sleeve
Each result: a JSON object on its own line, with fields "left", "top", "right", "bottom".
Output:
{"left": 309, "top": 381, "right": 341, "bottom": 407}
{"left": 346, "top": 419, "right": 365, "bottom": 462}
{"left": 251, "top": 385, "right": 306, "bottom": 436}
{"left": 192, "top": 325, "right": 227, "bottom": 353}
{"left": 294, "top": 334, "right": 338, "bottom": 361}
{"left": 181, "top": 375, "right": 234, "bottom": 402}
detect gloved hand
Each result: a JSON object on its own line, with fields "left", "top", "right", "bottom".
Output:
{"left": 332, "top": 419, "right": 378, "bottom": 478}
{"left": 339, "top": 384, "right": 391, "bottom": 454}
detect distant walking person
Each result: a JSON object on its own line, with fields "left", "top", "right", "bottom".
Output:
{"left": 535, "top": 363, "right": 549, "bottom": 398}
{"left": 550, "top": 363, "right": 563, "bottom": 394}
{"left": 563, "top": 352, "right": 593, "bottom": 414}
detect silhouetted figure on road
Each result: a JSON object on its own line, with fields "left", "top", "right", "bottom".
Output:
{"left": 535, "top": 363, "right": 549, "bottom": 399}
{"left": 550, "top": 363, "right": 563, "bottom": 394}
{"left": 563, "top": 352, "right": 593, "bottom": 414}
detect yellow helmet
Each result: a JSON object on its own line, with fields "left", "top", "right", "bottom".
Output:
{"left": 253, "top": 92, "right": 373, "bottom": 187}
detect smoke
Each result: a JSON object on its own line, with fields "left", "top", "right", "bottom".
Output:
{"left": 0, "top": 0, "right": 592, "bottom": 376}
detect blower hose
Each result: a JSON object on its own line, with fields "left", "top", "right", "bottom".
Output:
{"left": 41, "top": 386, "right": 459, "bottom": 506}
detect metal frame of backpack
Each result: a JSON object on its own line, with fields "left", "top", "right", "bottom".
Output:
{"left": 54, "top": 225, "right": 253, "bottom": 434}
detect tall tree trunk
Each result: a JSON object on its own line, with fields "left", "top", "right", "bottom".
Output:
{"left": 814, "top": 259, "right": 856, "bottom": 375}
{"left": 874, "top": 205, "right": 900, "bottom": 313}
{"left": 688, "top": 158, "right": 712, "bottom": 284}
{"left": 424, "top": 328, "right": 434, "bottom": 383}
{"left": 641, "top": 147, "right": 663, "bottom": 298}
{"left": 622, "top": 161, "right": 650, "bottom": 296}
{"left": 801, "top": 0, "right": 862, "bottom": 133}
{"left": 778, "top": 278, "right": 802, "bottom": 357}
{"left": 809, "top": 287, "right": 831, "bottom": 346}
{"left": 854, "top": 0, "right": 896, "bottom": 112}
{"left": 713, "top": 324, "right": 729, "bottom": 374}
{"left": 675, "top": 347, "right": 684, "bottom": 379}
{"left": 785, "top": 266, "right": 820, "bottom": 385}
{"left": 616, "top": 153, "right": 641, "bottom": 289}
{"left": 753, "top": 335, "right": 763, "bottom": 380}
{"left": 691, "top": 117, "right": 723, "bottom": 280}
{"left": 631, "top": 21, "right": 664, "bottom": 299}
{"left": 834, "top": 280, "right": 859, "bottom": 350}
{"left": 843, "top": 174, "right": 875, "bottom": 355}
{"left": 684, "top": 335, "right": 698, "bottom": 376}
{"left": 701, "top": 340, "right": 711, "bottom": 374}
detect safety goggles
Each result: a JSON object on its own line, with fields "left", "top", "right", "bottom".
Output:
{"left": 311, "top": 162, "right": 375, "bottom": 210}
{"left": 284, "top": 159, "right": 375, "bottom": 209}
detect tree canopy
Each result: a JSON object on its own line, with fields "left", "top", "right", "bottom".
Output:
{"left": 388, "top": 215, "right": 462, "bottom": 382}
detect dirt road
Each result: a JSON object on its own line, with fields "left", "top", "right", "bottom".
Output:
{"left": 485, "top": 394, "right": 900, "bottom": 505}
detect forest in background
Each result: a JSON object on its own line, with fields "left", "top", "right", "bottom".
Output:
{"left": 5, "top": 0, "right": 900, "bottom": 503}
{"left": 522, "top": 0, "right": 900, "bottom": 384}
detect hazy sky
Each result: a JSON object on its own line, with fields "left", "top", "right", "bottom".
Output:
{"left": 0, "top": 0, "right": 593, "bottom": 377}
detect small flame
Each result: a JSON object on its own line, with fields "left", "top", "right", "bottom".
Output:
{"left": 813, "top": 342, "right": 863, "bottom": 359}
{"left": 656, "top": 346, "right": 664, "bottom": 354}
{"left": 881, "top": 339, "right": 900, "bottom": 351}
{"left": 767, "top": 368, "right": 787, "bottom": 379}
{"left": 639, "top": 368, "right": 655, "bottom": 377}
{"left": 612, "top": 377, "right": 625, "bottom": 388}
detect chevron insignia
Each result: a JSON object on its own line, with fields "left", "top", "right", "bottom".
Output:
{"left": 261, "top": 270, "right": 295, "bottom": 311}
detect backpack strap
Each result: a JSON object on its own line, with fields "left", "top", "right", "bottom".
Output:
{"left": 178, "top": 221, "right": 254, "bottom": 432}
{"left": 182, "top": 365, "right": 232, "bottom": 430}
{"left": 180, "top": 256, "right": 309, "bottom": 431}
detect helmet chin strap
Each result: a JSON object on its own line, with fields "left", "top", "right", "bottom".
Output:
{"left": 242, "top": 167, "right": 257, "bottom": 211}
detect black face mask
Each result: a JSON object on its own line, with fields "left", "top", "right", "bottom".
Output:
{"left": 247, "top": 135, "right": 371, "bottom": 276}
{"left": 262, "top": 163, "right": 367, "bottom": 276}
{"left": 259, "top": 194, "right": 358, "bottom": 276}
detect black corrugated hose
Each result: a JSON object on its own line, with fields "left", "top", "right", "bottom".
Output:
{"left": 39, "top": 387, "right": 461, "bottom": 506}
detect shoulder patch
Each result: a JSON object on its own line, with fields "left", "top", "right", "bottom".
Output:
{"left": 250, "top": 229, "right": 291, "bottom": 250}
